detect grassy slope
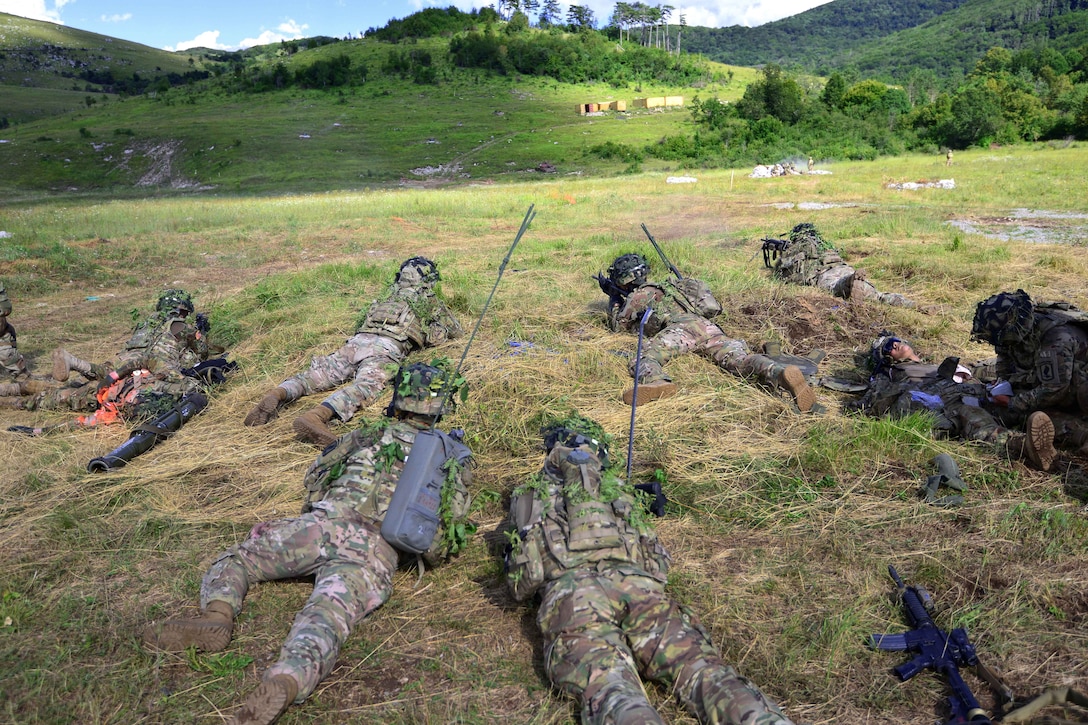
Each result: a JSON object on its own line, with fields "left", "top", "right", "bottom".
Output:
{"left": 0, "top": 33, "right": 757, "bottom": 195}
{"left": 1, "top": 145, "right": 1088, "bottom": 723}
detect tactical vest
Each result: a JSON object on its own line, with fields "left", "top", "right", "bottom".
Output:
{"left": 0, "top": 322, "right": 25, "bottom": 378}
{"left": 302, "top": 422, "right": 473, "bottom": 564}
{"left": 357, "top": 288, "right": 429, "bottom": 347}
{"left": 1033, "top": 301, "right": 1088, "bottom": 338}
{"left": 778, "top": 238, "right": 844, "bottom": 286}
{"left": 665, "top": 277, "right": 723, "bottom": 319}
{"left": 123, "top": 314, "right": 192, "bottom": 368}
{"left": 505, "top": 444, "right": 670, "bottom": 602}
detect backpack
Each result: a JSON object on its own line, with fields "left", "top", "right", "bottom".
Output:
{"left": 666, "top": 277, "right": 722, "bottom": 319}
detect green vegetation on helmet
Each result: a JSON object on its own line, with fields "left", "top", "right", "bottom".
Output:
{"left": 386, "top": 357, "right": 466, "bottom": 418}
{"left": 394, "top": 256, "right": 440, "bottom": 288}
{"left": 788, "top": 222, "right": 832, "bottom": 250}
{"left": 156, "top": 288, "right": 195, "bottom": 316}
{"left": 541, "top": 413, "right": 614, "bottom": 470}
{"left": 606, "top": 253, "right": 649, "bottom": 291}
{"left": 971, "top": 289, "right": 1035, "bottom": 345}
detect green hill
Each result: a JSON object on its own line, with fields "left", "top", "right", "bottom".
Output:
{"left": 682, "top": 0, "right": 1088, "bottom": 82}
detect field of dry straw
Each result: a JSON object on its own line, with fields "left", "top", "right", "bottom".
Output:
{"left": 2, "top": 146, "right": 1088, "bottom": 724}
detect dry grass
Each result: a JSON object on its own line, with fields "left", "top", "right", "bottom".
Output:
{"left": 2, "top": 146, "right": 1088, "bottom": 724}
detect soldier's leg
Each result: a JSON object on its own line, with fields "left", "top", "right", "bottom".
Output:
{"left": 320, "top": 344, "right": 403, "bottom": 422}
{"left": 538, "top": 572, "right": 664, "bottom": 725}
{"left": 51, "top": 348, "right": 106, "bottom": 382}
{"left": 709, "top": 338, "right": 814, "bottom": 413}
{"left": 1049, "top": 410, "right": 1088, "bottom": 454}
{"left": 263, "top": 520, "right": 398, "bottom": 701}
{"left": 622, "top": 577, "right": 795, "bottom": 725}
{"left": 144, "top": 514, "right": 333, "bottom": 653}
{"left": 277, "top": 338, "right": 363, "bottom": 404}
{"left": 623, "top": 326, "right": 697, "bottom": 406}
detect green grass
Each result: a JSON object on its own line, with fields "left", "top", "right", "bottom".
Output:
{"left": 1, "top": 144, "right": 1088, "bottom": 724}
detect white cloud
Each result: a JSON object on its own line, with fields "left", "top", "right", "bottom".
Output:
{"left": 165, "top": 30, "right": 231, "bottom": 52}
{"left": 237, "top": 18, "right": 309, "bottom": 49}
{"left": 100, "top": 12, "right": 132, "bottom": 23}
{"left": 0, "top": 0, "right": 64, "bottom": 24}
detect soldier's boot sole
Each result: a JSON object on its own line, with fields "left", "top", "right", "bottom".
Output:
{"left": 292, "top": 406, "right": 338, "bottom": 447}
{"left": 622, "top": 380, "right": 677, "bottom": 406}
{"left": 142, "top": 601, "right": 234, "bottom": 652}
{"left": 244, "top": 388, "right": 288, "bottom": 427}
{"left": 1025, "top": 411, "right": 1058, "bottom": 472}
{"left": 780, "top": 365, "right": 816, "bottom": 413}
{"left": 227, "top": 674, "right": 299, "bottom": 725}
{"left": 51, "top": 348, "right": 71, "bottom": 382}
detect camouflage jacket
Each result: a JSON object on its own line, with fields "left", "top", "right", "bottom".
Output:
{"left": 613, "top": 278, "right": 721, "bottom": 336}
{"left": 302, "top": 419, "right": 474, "bottom": 566}
{"left": 995, "top": 307, "right": 1088, "bottom": 415}
{"left": 358, "top": 286, "right": 463, "bottom": 349}
{"left": 504, "top": 444, "right": 670, "bottom": 602}
{"left": 120, "top": 312, "right": 210, "bottom": 372}
{"left": 0, "top": 317, "right": 27, "bottom": 379}
{"left": 849, "top": 372, "right": 991, "bottom": 435}
{"left": 774, "top": 236, "right": 848, "bottom": 287}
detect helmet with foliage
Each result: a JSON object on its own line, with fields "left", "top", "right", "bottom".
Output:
{"left": 541, "top": 413, "right": 613, "bottom": 470}
{"left": 788, "top": 222, "right": 830, "bottom": 249}
{"left": 971, "top": 289, "right": 1035, "bottom": 345}
{"left": 607, "top": 253, "right": 649, "bottom": 291}
{"left": 395, "top": 256, "right": 441, "bottom": 288}
{"left": 156, "top": 289, "right": 195, "bottom": 317}
{"left": 386, "top": 359, "right": 465, "bottom": 419}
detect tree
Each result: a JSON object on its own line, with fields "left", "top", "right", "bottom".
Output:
{"left": 821, "top": 72, "right": 847, "bottom": 109}
{"left": 539, "top": 0, "right": 561, "bottom": 27}
{"left": 567, "top": 4, "right": 596, "bottom": 29}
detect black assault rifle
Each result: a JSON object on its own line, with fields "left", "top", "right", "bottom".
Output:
{"left": 641, "top": 224, "right": 683, "bottom": 279}
{"left": 760, "top": 237, "right": 791, "bottom": 268}
{"left": 594, "top": 271, "right": 629, "bottom": 313}
{"left": 870, "top": 565, "right": 1013, "bottom": 725}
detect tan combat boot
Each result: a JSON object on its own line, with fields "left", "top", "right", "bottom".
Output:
{"left": 779, "top": 365, "right": 816, "bottom": 413}
{"left": 51, "top": 348, "right": 94, "bottom": 382}
{"left": 142, "top": 599, "right": 235, "bottom": 652}
{"left": 622, "top": 379, "right": 678, "bottom": 406}
{"left": 244, "top": 387, "right": 289, "bottom": 426}
{"left": 293, "top": 405, "right": 338, "bottom": 447}
{"left": 1024, "top": 411, "right": 1058, "bottom": 472}
{"left": 228, "top": 673, "right": 299, "bottom": 725}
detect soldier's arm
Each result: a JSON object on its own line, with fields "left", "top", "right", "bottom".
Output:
{"left": 424, "top": 302, "right": 464, "bottom": 345}
{"left": 1009, "top": 334, "right": 1079, "bottom": 414}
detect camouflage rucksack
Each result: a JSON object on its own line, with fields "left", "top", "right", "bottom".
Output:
{"left": 665, "top": 277, "right": 722, "bottom": 319}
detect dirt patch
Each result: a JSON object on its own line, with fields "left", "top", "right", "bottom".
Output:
{"left": 948, "top": 209, "right": 1088, "bottom": 245}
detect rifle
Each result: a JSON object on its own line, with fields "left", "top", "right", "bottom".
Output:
{"left": 87, "top": 390, "right": 208, "bottom": 472}
{"left": 625, "top": 307, "right": 667, "bottom": 518}
{"left": 640, "top": 224, "right": 683, "bottom": 279}
{"left": 760, "top": 237, "right": 791, "bottom": 268}
{"left": 870, "top": 565, "right": 1012, "bottom": 724}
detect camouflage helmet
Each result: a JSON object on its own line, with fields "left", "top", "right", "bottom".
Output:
{"left": 788, "top": 222, "right": 828, "bottom": 248}
{"left": 971, "top": 289, "right": 1035, "bottom": 345}
{"left": 386, "top": 360, "right": 463, "bottom": 419}
{"left": 607, "top": 253, "right": 649, "bottom": 290}
{"left": 542, "top": 413, "right": 612, "bottom": 470}
{"left": 395, "top": 256, "right": 441, "bottom": 288}
{"left": 156, "top": 289, "right": 195, "bottom": 316}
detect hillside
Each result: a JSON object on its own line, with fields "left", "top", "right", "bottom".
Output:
{"left": 683, "top": 0, "right": 1088, "bottom": 82}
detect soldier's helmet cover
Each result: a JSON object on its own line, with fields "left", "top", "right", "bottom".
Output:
{"left": 607, "top": 254, "right": 649, "bottom": 291}
{"left": 870, "top": 332, "right": 905, "bottom": 374}
{"left": 395, "top": 256, "right": 441, "bottom": 288}
{"left": 541, "top": 413, "right": 612, "bottom": 470}
{"left": 386, "top": 360, "right": 462, "bottom": 418}
{"left": 156, "top": 289, "right": 195, "bottom": 316}
{"left": 971, "top": 289, "right": 1035, "bottom": 345}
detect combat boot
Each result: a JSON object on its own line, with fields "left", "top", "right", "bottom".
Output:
{"left": 244, "top": 387, "right": 288, "bottom": 426}
{"left": 1024, "top": 411, "right": 1058, "bottom": 472}
{"left": 778, "top": 365, "right": 816, "bottom": 413}
{"left": 51, "top": 348, "right": 95, "bottom": 382}
{"left": 142, "top": 599, "right": 235, "bottom": 652}
{"left": 227, "top": 673, "right": 299, "bottom": 725}
{"left": 622, "top": 379, "right": 678, "bottom": 406}
{"left": 293, "top": 404, "right": 338, "bottom": 447}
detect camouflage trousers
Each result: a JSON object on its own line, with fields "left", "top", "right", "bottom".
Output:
{"left": 1, "top": 343, "right": 28, "bottom": 380}
{"left": 631, "top": 317, "right": 782, "bottom": 389}
{"left": 199, "top": 509, "right": 399, "bottom": 701}
{"left": 538, "top": 567, "right": 795, "bottom": 725}
{"left": 24, "top": 382, "right": 96, "bottom": 412}
{"left": 815, "top": 265, "right": 914, "bottom": 308}
{"left": 279, "top": 332, "right": 409, "bottom": 421}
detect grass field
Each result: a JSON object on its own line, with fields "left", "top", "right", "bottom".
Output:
{"left": 2, "top": 144, "right": 1088, "bottom": 724}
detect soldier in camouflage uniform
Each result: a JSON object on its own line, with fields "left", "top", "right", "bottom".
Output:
{"left": 4, "top": 289, "right": 223, "bottom": 433}
{"left": 971, "top": 289, "right": 1088, "bottom": 461}
{"left": 0, "top": 281, "right": 54, "bottom": 401}
{"left": 849, "top": 333, "right": 1058, "bottom": 470}
{"left": 143, "top": 362, "right": 474, "bottom": 725}
{"left": 244, "top": 257, "right": 463, "bottom": 448}
{"left": 767, "top": 223, "right": 915, "bottom": 307}
{"left": 505, "top": 415, "right": 797, "bottom": 725}
{"left": 603, "top": 254, "right": 815, "bottom": 411}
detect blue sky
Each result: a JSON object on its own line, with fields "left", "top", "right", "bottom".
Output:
{"left": 0, "top": 0, "right": 832, "bottom": 51}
